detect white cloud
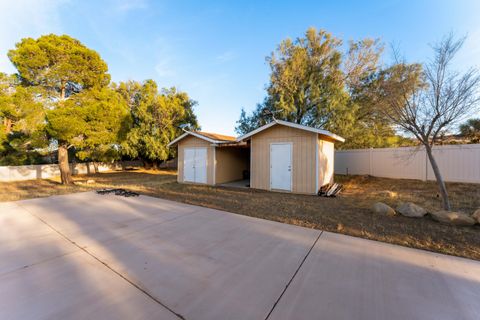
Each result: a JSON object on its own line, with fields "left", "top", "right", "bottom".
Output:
{"left": 153, "top": 37, "right": 179, "bottom": 79}
{"left": 0, "top": 0, "right": 66, "bottom": 74}
{"left": 216, "top": 50, "right": 237, "bottom": 63}
{"left": 457, "top": 29, "right": 480, "bottom": 70}
{"left": 155, "top": 58, "right": 176, "bottom": 78}
{"left": 115, "top": 0, "right": 148, "bottom": 12}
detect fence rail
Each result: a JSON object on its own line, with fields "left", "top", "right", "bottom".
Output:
{"left": 334, "top": 144, "right": 480, "bottom": 183}
{"left": 0, "top": 161, "right": 142, "bottom": 182}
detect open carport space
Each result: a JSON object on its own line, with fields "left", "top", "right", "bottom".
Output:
{"left": 1, "top": 192, "right": 479, "bottom": 320}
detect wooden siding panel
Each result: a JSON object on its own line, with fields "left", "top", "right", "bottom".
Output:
{"left": 318, "top": 138, "right": 335, "bottom": 186}
{"left": 177, "top": 135, "right": 215, "bottom": 185}
{"left": 250, "top": 125, "right": 317, "bottom": 194}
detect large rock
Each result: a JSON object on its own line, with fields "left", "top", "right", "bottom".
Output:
{"left": 431, "top": 210, "right": 476, "bottom": 226}
{"left": 372, "top": 202, "right": 396, "bottom": 217}
{"left": 396, "top": 202, "right": 427, "bottom": 218}
{"left": 471, "top": 209, "right": 480, "bottom": 224}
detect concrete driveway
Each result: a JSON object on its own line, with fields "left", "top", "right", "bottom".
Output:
{"left": 1, "top": 192, "right": 479, "bottom": 320}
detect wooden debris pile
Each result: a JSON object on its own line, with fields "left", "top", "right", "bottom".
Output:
{"left": 96, "top": 188, "right": 140, "bottom": 197}
{"left": 318, "top": 183, "right": 343, "bottom": 197}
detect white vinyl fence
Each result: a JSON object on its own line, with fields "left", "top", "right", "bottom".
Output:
{"left": 335, "top": 144, "right": 480, "bottom": 183}
{"left": 0, "top": 161, "right": 142, "bottom": 182}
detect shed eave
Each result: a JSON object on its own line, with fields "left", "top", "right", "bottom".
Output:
{"left": 236, "top": 119, "right": 345, "bottom": 143}
{"left": 168, "top": 131, "right": 226, "bottom": 147}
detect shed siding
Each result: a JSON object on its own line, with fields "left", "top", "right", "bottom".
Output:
{"left": 177, "top": 135, "right": 215, "bottom": 185}
{"left": 251, "top": 125, "right": 317, "bottom": 194}
{"left": 215, "top": 147, "right": 249, "bottom": 184}
{"left": 318, "top": 137, "right": 335, "bottom": 187}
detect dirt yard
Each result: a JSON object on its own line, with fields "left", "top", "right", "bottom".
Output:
{"left": 1, "top": 169, "right": 479, "bottom": 260}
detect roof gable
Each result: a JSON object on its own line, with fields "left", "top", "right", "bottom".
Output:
{"left": 236, "top": 120, "right": 345, "bottom": 142}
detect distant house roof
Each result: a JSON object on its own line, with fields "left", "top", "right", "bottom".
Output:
{"left": 167, "top": 131, "right": 236, "bottom": 146}
{"left": 236, "top": 120, "right": 345, "bottom": 142}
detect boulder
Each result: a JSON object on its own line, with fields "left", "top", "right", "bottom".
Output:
{"left": 86, "top": 179, "right": 95, "bottom": 184}
{"left": 396, "top": 202, "right": 427, "bottom": 218}
{"left": 431, "top": 210, "right": 476, "bottom": 226}
{"left": 471, "top": 209, "right": 480, "bottom": 224}
{"left": 372, "top": 202, "right": 396, "bottom": 217}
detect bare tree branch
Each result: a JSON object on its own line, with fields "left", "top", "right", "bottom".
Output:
{"left": 379, "top": 34, "right": 480, "bottom": 210}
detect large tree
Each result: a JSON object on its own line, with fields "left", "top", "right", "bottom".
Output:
{"left": 47, "top": 87, "right": 131, "bottom": 173}
{"left": 0, "top": 73, "right": 17, "bottom": 137}
{"left": 459, "top": 118, "right": 480, "bottom": 143}
{"left": 0, "top": 73, "right": 47, "bottom": 164}
{"left": 266, "top": 28, "right": 347, "bottom": 127}
{"left": 236, "top": 28, "right": 413, "bottom": 149}
{"left": 381, "top": 34, "right": 480, "bottom": 210}
{"left": 117, "top": 80, "right": 199, "bottom": 167}
{"left": 8, "top": 34, "right": 110, "bottom": 184}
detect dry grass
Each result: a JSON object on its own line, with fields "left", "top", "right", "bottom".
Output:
{"left": 1, "top": 169, "right": 479, "bottom": 260}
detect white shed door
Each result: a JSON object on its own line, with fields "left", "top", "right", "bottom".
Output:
{"left": 194, "top": 148, "right": 207, "bottom": 184}
{"left": 183, "top": 147, "right": 207, "bottom": 183}
{"left": 270, "top": 143, "right": 292, "bottom": 191}
{"left": 184, "top": 148, "right": 196, "bottom": 182}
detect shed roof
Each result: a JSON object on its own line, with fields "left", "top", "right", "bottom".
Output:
{"left": 167, "top": 131, "right": 236, "bottom": 146}
{"left": 236, "top": 120, "right": 345, "bottom": 142}
{"left": 195, "top": 132, "right": 237, "bottom": 142}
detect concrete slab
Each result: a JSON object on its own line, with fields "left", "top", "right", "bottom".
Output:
{"left": 269, "top": 232, "right": 480, "bottom": 320}
{"left": 0, "top": 203, "right": 79, "bottom": 276}
{"left": 219, "top": 179, "right": 250, "bottom": 189}
{"left": 84, "top": 206, "right": 320, "bottom": 320}
{"left": 0, "top": 251, "right": 179, "bottom": 320}
{"left": 2, "top": 192, "right": 480, "bottom": 320}
{"left": 17, "top": 192, "right": 200, "bottom": 248}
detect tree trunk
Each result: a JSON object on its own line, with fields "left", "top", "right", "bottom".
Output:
{"left": 143, "top": 160, "right": 152, "bottom": 170}
{"left": 93, "top": 162, "right": 99, "bottom": 173}
{"left": 58, "top": 143, "right": 74, "bottom": 185}
{"left": 425, "top": 144, "right": 451, "bottom": 210}
{"left": 60, "top": 81, "right": 66, "bottom": 100}
{"left": 3, "top": 118, "right": 12, "bottom": 133}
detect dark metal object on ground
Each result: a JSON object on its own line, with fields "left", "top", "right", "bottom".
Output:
{"left": 96, "top": 188, "right": 140, "bottom": 197}
{"left": 318, "top": 183, "right": 343, "bottom": 197}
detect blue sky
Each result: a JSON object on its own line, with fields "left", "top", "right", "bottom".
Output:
{"left": 1, "top": 0, "right": 480, "bottom": 135}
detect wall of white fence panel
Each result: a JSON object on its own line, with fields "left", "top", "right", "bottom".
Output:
{"left": 335, "top": 144, "right": 480, "bottom": 183}
{"left": 0, "top": 161, "right": 141, "bottom": 182}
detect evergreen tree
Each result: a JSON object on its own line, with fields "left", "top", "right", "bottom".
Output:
{"left": 118, "top": 80, "right": 199, "bottom": 167}
{"left": 8, "top": 34, "right": 110, "bottom": 184}
{"left": 236, "top": 28, "right": 416, "bottom": 149}
{"left": 0, "top": 73, "right": 47, "bottom": 164}
{"left": 459, "top": 118, "right": 480, "bottom": 143}
{"left": 47, "top": 87, "right": 131, "bottom": 170}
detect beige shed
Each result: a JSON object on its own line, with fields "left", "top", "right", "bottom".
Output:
{"left": 237, "top": 120, "right": 344, "bottom": 194}
{"left": 168, "top": 120, "right": 344, "bottom": 195}
{"left": 168, "top": 131, "right": 249, "bottom": 185}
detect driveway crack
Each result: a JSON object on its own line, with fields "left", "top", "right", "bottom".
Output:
{"left": 18, "top": 203, "right": 187, "bottom": 320}
{"left": 264, "top": 230, "right": 323, "bottom": 320}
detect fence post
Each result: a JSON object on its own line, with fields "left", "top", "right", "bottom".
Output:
{"left": 369, "top": 148, "right": 373, "bottom": 176}
{"left": 424, "top": 146, "right": 428, "bottom": 181}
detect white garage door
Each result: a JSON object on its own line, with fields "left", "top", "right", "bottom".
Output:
{"left": 270, "top": 143, "right": 292, "bottom": 191}
{"left": 183, "top": 147, "right": 207, "bottom": 184}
